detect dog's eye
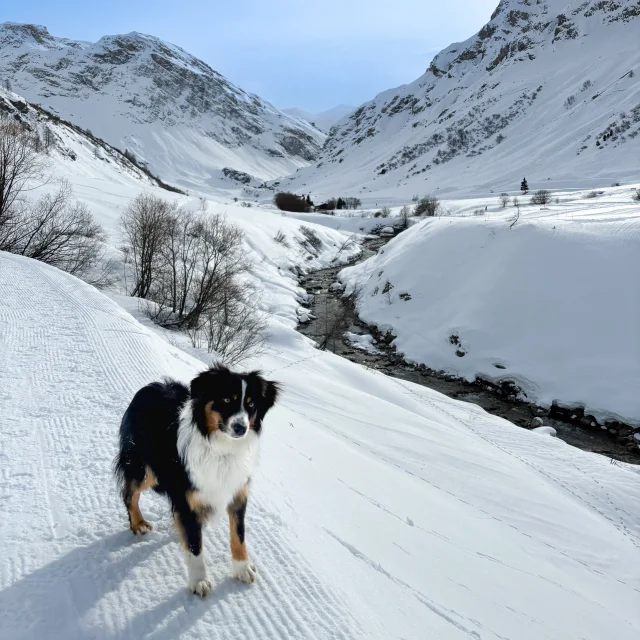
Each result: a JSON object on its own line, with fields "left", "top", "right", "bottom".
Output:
{"left": 223, "top": 398, "right": 231, "bottom": 404}
{"left": 247, "top": 401, "right": 255, "bottom": 408}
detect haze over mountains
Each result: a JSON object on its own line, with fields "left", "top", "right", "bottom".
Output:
{"left": 282, "top": 105, "right": 355, "bottom": 133}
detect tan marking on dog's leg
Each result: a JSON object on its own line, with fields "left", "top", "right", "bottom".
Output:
{"left": 228, "top": 484, "right": 256, "bottom": 582}
{"left": 186, "top": 490, "right": 213, "bottom": 524}
{"left": 174, "top": 513, "right": 190, "bottom": 551}
{"left": 128, "top": 468, "right": 156, "bottom": 535}
{"left": 228, "top": 510, "right": 248, "bottom": 561}
{"left": 228, "top": 484, "right": 249, "bottom": 561}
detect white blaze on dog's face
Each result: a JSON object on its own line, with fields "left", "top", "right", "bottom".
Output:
{"left": 190, "top": 366, "right": 279, "bottom": 440}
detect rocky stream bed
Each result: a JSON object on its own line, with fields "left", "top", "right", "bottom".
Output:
{"left": 297, "top": 234, "right": 640, "bottom": 465}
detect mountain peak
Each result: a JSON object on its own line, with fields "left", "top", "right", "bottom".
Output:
{"left": 281, "top": 0, "right": 640, "bottom": 198}
{"left": 0, "top": 24, "right": 325, "bottom": 186}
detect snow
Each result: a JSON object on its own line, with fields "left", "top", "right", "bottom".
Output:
{"left": 2, "top": 248, "right": 640, "bottom": 640}
{"left": 344, "top": 332, "right": 380, "bottom": 353}
{"left": 533, "top": 426, "right": 558, "bottom": 437}
{"left": 341, "top": 187, "right": 640, "bottom": 424}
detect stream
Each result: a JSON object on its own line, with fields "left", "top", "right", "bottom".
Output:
{"left": 298, "top": 235, "right": 640, "bottom": 465}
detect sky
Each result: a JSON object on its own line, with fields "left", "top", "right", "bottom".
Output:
{"left": 5, "top": 0, "right": 498, "bottom": 112}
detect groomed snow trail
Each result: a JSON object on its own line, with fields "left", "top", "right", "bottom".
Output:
{"left": 0, "top": 253, "right": 359, "bottom": 640}
{"left": 1, "top": 251, "right": 640, "bottom": 640}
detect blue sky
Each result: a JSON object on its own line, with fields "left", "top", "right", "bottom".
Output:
{"left": 5, "top": 0, "right": 497, "bottom": 111}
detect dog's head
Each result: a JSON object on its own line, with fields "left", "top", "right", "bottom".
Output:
{"left": 190, "top": 364, "right": 280, "bottom": 440}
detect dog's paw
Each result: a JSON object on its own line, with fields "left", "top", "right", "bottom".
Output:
{"left": 232, "top": 560, "right": 257, "bottom": 584}
{"left": 189, "top": 578, "right": 214, "bottom": 597}
{"left": 131, "top": 520, "right": 153, "bottom": 536}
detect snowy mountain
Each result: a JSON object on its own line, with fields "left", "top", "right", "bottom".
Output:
{"left": 283, "top": 104, "right": 355, "bottom": 133}
{"left": 281, "top": 0, "right": 640, "bottom": 200}
{"left": 0, "top": 22, "right": 325, "bottom": 190}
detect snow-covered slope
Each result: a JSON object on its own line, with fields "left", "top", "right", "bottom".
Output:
{"left": 2, "top": 248, "right": 640, "bottom": 639}
{"left": 0, "top": 23, "right": 325, "bottom": 189}
{"left": 3, "top": 79, "right": 640, "bottom": 638}
{"left": 341, "top": 186, "right": 640, "bottom": 425}
{"left": 283, "top": 104, "right": 355, "bottom": 133}
{"left": 281, "top": 0, "right": 640, "bottom": 201}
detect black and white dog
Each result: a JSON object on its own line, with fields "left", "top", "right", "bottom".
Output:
{"left": 114, "top": 364, "right": 279, "bottom": 596}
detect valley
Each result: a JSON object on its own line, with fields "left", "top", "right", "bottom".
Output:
{"left": 1, "top": 1, "right": 639, "bottom": 638}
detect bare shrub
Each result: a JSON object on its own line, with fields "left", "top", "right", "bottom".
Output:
{"left": 530, "top": 189, "right": 551, "bottom": 205}
{"left": 274, "top": 229, "right": 290, "bottom": 248}
{"left": 200, "top": 285, "right": 267, "bottom": 364}
{"left": 380, "top": 206, "right": 391, "bottom": 218}
{"left": 564, "top": 95, "right": 576, "bottom": 109}
{"left": 499, "top": 193, "right": 510, "bottom": 208}
{"left": 120, "top": 193, "right": 175, "bottom": 298}
{"left": 398, "top": 204, "right": 411, "bottom": 229}
{"left": 512, "top": 196, "right": 519, "bottom": 207}
{"left": 2, "top": 181, "right": 104, "bottom": 276}
{"left": 152, "top": 212, "right": 248, "bottom": 331}
{"left": 632, "top": 190, "right": 640, "bottom": 202}
{"left": 343, "top": 197, "right": 362, "bottom": 209}
{"left": 414, "top": 195, "right": 440, "bottom": 217}
{"left": 273, "top": 192, "right": 309, "bottom": 212}
{"left": 0, "top": 122, "right": 48, "bottom": 228}
{"left": 0, "top": 124, "right": 105, "bottom": 278}
{"left": 586, "top": 190, "right": 599, "bottom": 198}
{"left": 121, "top": 198, "right": 266, "bottom": 363}
{"left": 240, "top": 201, "right": 252, "bottom": 208}
{"left": 298, "top": 225, "right": 322, "bottom": 253}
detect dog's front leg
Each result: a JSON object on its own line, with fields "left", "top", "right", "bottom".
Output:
{"left": 228, "top": 484, "right": 257, "bottom": 583}
{"left": 175, "top": 508, "right": 212, "bottom": 596}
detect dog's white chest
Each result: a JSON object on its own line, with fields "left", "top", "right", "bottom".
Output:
{"left": 178, "top": 417, "right": 259, "bottom": 513}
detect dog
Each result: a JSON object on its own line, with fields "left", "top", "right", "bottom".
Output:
{"left": 114, "top": 364, "right": 279, "bottom": 596}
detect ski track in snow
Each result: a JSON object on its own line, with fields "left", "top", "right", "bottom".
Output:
{"left": 0, "top": 254, "right": 360, "bottom": 640}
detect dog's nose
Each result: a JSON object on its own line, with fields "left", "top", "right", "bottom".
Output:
{"left": 232, "top": 422, "right": 247, "bottom": 436}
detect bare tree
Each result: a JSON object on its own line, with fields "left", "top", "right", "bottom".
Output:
{"left": 43, "top": 126, "right": 54, "bottom": 151}
{"left": 531, "top": 189, "right": 551, "bottom": 205}
{"left": 414, "top": 195, "right": 440, "bottom": 217}
{"left": 121, "top": 194, "right": 266, "bottom": 362}
{"left": 150, "top": 212, "right": 249, "bottom": 330}
{"left": 0, "top": 122, "right": 48, "bottom": 231}
{"left": 398, "top": 204, "right": 411, "bottom": 229}
{"left": 2, "top": 180, "right": 104, "bottom": 276}
{"left": 201, "top": 284, "right": 267, "bottom": 364}
{"left": 499, "top": 193, "right": 510, "bottom": 208}
{"left": 120, "top": 193, "right": 175, "bottom": 298}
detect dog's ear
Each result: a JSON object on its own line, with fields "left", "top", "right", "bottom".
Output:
{"left": 247, "top": 371, "right": 280, "bottom": 416}
{"left": 261, "top": 378, "right": 280, "bottom": 414}
{"left": 190, "top": 364, "right": 228, "bottom": 399}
